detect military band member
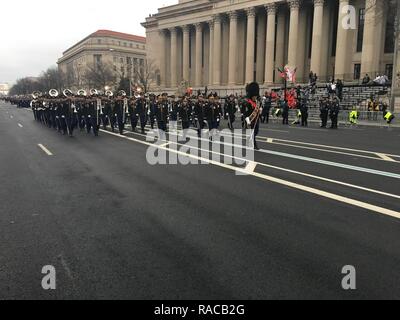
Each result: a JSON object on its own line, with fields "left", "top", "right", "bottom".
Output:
{"left": 179, "top": 96, "right": 192, "bottom": 141}
{"left": 128, "top": 97, "right": 139, "bottom": 132}
{"left": 156, "top": 93, "right": 169, "bottom": 138}
{"left": 225, "top": 94, "right": 237, "bottom": 130}
{"left": 206, "top": 94, "right": 223, "bottom": 140}
{"left": 136, "top": 94, "right": 148, "bottom": 134}
{"left": 194, "top": 94, "right": 207, "bottom": 137}
{"left": 243, "top": 82, "right": 262, "bottom": 150}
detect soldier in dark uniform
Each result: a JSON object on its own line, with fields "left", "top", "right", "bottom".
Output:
{"left": 86, "top": 99, "right": 100, "bottom": 136}
{"left": 179, "top": 96, "right": 192, "bottom": 140}
{"left": 194, "top": 94, "right": 207, "bottom": 137}
{"left": 206, "top": 94, "right": 222, "bottom": 140}
{"left": 128, "top": 97, "right": 139, "bottom": 132}
{"left": 114, "top": 96, "right": 126, "bottom": 135}
{"left": 168, "top": 95, "right": 179, "bottom": 132}
{"left": 148, "top": 95, "right": 157, "bottom": 130}
{"left": 136, "top": 94, "right": 148, "bottom": 134}
{"left": 225, "top": 94, "right": 237, "bottom": 130}
{"left": 156, "top": 93, "right": 169, "bottom": 137}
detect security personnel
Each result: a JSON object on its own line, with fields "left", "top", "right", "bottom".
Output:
{"left": 281, "top": 98, "right": 289, "bottom": 125}
{"left": 320, "top": 97, "right": 329, "bottom": 128}
{"left": 330, "top": 97, "right": 340, "bottom": 129}
{"left": 384, "top": 111, "right": 395, "bottom": 124}
{"left": 300, "top": 97, "right": 309, "bottom": 127}
{"left": 349, "top": 109, "right": 359, "bottom": 125}
{"left": 261, "top": 92, "right": 272, "bottom": 124}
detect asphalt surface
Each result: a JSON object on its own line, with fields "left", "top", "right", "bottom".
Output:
{"left": 1, "top": 101, "right": 400, "bottom": 300}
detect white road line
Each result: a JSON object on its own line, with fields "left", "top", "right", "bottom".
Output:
{"left": 159, "top": 142, "right": 171, "bottom": 148}
{"left": 100, "top": 129, "right": 400, "bottom": 220}
{"left": 267, "top": 138, "right": 274, "bottom": 143}
{"left": 264, "top": 137, "right": 400, "bottom": 159}
{"left": 376, "top": 153, "right": 396, "bottom": 162}
{"left": 123, "top": 129, "right": 400, "bottom": 200}
{"left": 150, "top": 128, "right": 400, "bottom": 179}
{"left": 18, "top": 123, "right": 23, "bottom": 128}
{"left": 38, "top": 144, "right": 53, "bottom": 156}
{"left": 243, "top": 162, "right": 257, "bottom": 174}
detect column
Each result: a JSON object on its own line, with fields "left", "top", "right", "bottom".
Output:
{"left": 158, "top": 30, "right": 167, "bottom": 87}
{"left": 170, "top": 27, "right": 178, "bottom": 88}
{"left": 213, "top": 15, "right": 222, "bottom": 86}
{"left": 310, "top": 0, "right": 325, "bottom": 77}
{"left": 209, "top": 21, "right": 214, "bottom": 86}
{"left": 361, "top": 0, "right": 381, "bottom": 77}
{"left": 245, "top": 7, "right": 256, "bottom": 83}
{"left": 335, "top": 0, "right": 350, "bottom": 80}
{"left": 182, "top": 25, "right": 190, "bottom": 83}
{"left": 275, "top": 8, "right": 286, "bottom": 82}
{"left": 195, "top": 23, "right": 203, "bottom": 87}
{"left": 228, "top": 11, "right": 238, "bottom": 85}
{"left": 287, "top": 0, "right": 301, "bottom": 68}
{"left": 264, "top": 4, "right": 277, "bottom": 85}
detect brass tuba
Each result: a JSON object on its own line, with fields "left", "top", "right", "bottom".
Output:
{"left": 77, "top": 89, "right": 87, "bottom": 97}
{"left": 32, "top": 91, "right": 41, "bottom": 100}
{"left": 49, "top": 89, "right": 59, "bottom": 98}
{"left": 90, "top": 89, "right": 99, "bottom": 96}
{"left": 63, "top": 89, "right": 74, "bottom": 98}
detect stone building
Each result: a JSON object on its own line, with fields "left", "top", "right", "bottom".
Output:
{"left": 142, "top": 0, "right": 397, "bottom": 93}
{"left": 58, "top": 30, "right": 146, "bottom": 91}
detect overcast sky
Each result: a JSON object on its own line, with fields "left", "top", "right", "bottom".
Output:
{"left": 0, "top": 0, "right": 177, "bottom": 85}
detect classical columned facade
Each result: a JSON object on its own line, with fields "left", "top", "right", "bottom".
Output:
{"left": 143, "top": 0, "right": 397, "bottom": 92}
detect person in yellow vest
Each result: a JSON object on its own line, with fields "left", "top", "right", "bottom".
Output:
{"left": 384, "top": 111, "right": 395, "bottom": 124}
{"left": 349, "top": 108, "right": 359, "bottom": 125}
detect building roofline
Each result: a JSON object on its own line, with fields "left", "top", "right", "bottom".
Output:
{"left": 62, "top": 30, "right": 146, "bottom": 55}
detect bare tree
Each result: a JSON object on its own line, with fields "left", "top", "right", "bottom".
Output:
{"left": 84, "top": 62, "right": 116, "bottom": 90}
{"left": 132, "top": 59, "right": 157, "bottom": 93}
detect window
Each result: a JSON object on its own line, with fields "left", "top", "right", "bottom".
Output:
{"left": 385, "top": 7, "right": 396, "bottom": 53}
{"left": 130, "top": 43, "right": 133, "bottom": 48}
{"left": 354, "top": 64, "right": 361, "bottom": 80}
{"left": 385, "top": 64, "right": 393, "bottom": 80}
{"left": 97, "top": 39, "right": 102, "bottom": 44}
{"left": 357, "top": 8, "right": 365, "bottom": 52}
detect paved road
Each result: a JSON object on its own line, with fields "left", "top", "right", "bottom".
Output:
{"left": 1, "top": 101, "right": 400, "bottom": 300}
